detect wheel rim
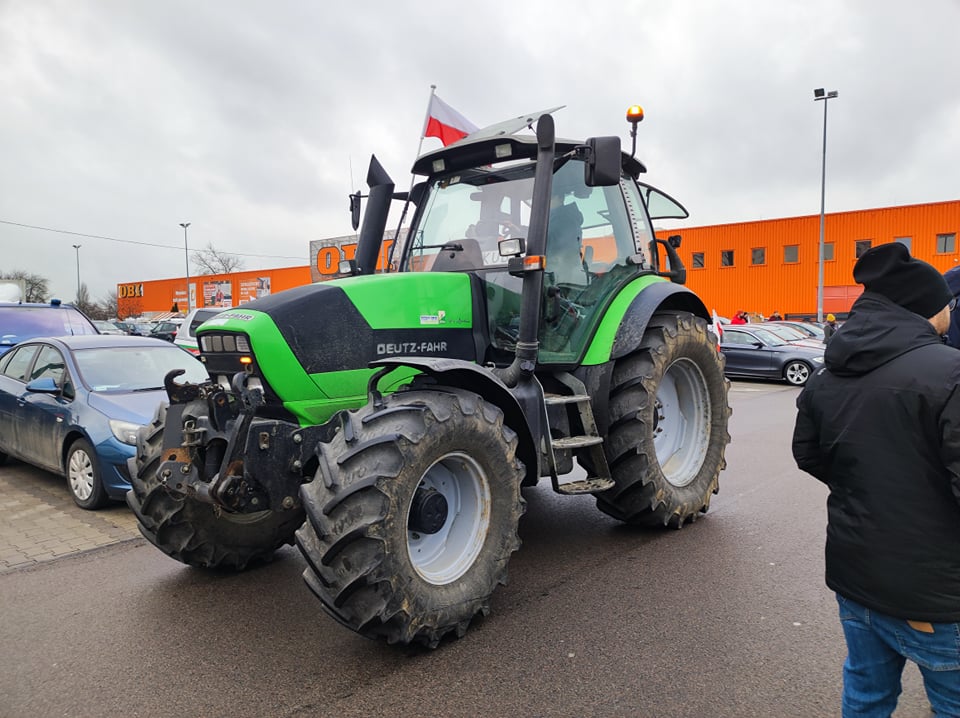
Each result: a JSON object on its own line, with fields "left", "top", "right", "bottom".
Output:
{"left": 68, "top": 448, "right": 95, "bottom": 501}
{"left": 653, "top": 358, "right": 711, "bottom": 488}
{"left": 407, "top": 452, "right": 491, "bottom": 585}
{"left": 785, "top": 362, "right": 809, "bottom": 385}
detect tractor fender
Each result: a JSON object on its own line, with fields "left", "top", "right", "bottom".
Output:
{"left": 610, "top": 281, "right": 709, "bottom": 360}
{"left": 583, "top": 279, "right": 710, "bottom": 366}
{"left": 369, "top": 357, "right": 539, "bottom": 487}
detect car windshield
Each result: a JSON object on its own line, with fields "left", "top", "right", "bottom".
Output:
{"left": 74, "top": 345, "right": 209, "bottom": 392}
{"left": 764, "top": 325, "right": 809, "bottom": 342}
{"left": 751, "top": 328, "right": 788, "bottom": 347}
{"left": 0, "top": 306, "right": 98, "bottom": 347}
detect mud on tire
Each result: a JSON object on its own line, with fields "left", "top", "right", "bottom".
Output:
{"left": 296, "top": 386, "right": 525, "bottom": 647}
{"left": 596, "top": 311, "right": 730, "bottom": 528}
{"left": 127, "top": 403, "right": 305, "bottom": 570}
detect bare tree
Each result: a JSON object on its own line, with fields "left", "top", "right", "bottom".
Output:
{"left": 191, "top": 242, "right": 245, "bottom": 275}
{"left": 74, "top": 283, "right": 98, "bottom": 317}
{"left": 99, "top": 289, "right": 119, "bottom": 319}
{"left": 0, "top": 270, "right": 50, "bottom": 302}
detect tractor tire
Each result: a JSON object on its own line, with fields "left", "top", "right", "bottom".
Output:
{"left": 596, "top": 311, "right": 730, "bottom": 528}
{"left": 296, "top": 386, "right": 525, "bottom": 647}
{"left": 127, "top": 403, "right": 304, "bottom": 570}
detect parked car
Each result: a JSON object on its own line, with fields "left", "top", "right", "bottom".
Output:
{"left": 719, "top": 325, "right": 825, "bottom": 386}
{"left": 92, "top": 320, "right": 125, "bottom": 335}
{"left": 0, "top": 335, "right": 208, "bottom": 508}
{"left": 174, "top": 307, "right": 226, "bottom": 355}
{"left": 148, "top": 320, "right": 182, "bottom": 342}
{"left": 0, "top": 300, "right": 99, "bottom": 357}
{"left": 757, "top": 323, "right": 825, "bottom": 348}
{"left": 766, "top": 320, "right": 826, "bottom": 342}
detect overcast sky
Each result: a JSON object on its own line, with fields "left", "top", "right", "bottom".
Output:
{"left": 2, "top": 1, "right": 959, "bottom": 304}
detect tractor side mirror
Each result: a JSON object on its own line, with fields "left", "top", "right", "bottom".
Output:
{"left": 668, "top": 234, "right": 682, "bottom": 249}
{"left": 349, "top": 191, "right": 362, "bottom": 231}
{"left": 584, "top": 136, "right": 621, "bottom": 187}
{"left": 499, "top": 237, "right": 525, "bottom": 257}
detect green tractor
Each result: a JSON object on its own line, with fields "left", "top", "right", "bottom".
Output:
{"left": 128, "top": 108, "right": 730, "bottom": 647}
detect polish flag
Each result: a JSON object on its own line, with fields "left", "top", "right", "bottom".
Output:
{"left": 424, "top": 94, "right": 479, "bottom": 146}
{"left": 712, "top": 309, "right": 725, "bottom": 347}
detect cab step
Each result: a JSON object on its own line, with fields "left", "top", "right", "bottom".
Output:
{"left": 554, "top": 477, "right": 616, "bottom": 495}
{"left": 546, "top": 373, "right": 615, "bottom": 497}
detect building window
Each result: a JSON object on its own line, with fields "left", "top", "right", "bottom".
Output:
{"left": 824, "top": 242, "right": 835, "bottom": 261}
{"left": 784, "top": 245, "right": 799, "bottom": 263}
{"left": 751, "top": 248, "right": 765, "bottom": 265}
{"left": 721, "top": 250, "right": 734, "bottom": 267}
{"left": 937, "top": 233, "right": 956, "bottom": 253}
{"left": 692, "top": 252, "right": 705, "bottom": 269}
{"left": 855, "top": 240, "right": 872, "bottom": 258}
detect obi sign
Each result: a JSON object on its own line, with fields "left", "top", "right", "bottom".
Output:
{"left": 309, "top": 232, "right": 402, "bottom": 282}
{"left": 118, "top": 283, "right": 144, "bottom": 298}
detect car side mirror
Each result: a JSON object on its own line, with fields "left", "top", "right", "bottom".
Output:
{"left": 26, "top": 377, "right": 60, "bottom": 394}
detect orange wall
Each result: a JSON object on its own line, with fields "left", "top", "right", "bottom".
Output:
{"left": 117, "top": 265, "right": 311, "bottom": 318}
{"left": 659, "top": 200, "right": 960, "bottom": 318}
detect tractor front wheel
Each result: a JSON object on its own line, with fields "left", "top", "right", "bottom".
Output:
{"left": 296, "top": 386, "right": 525, "bottom": 647}
{"left": 596, "top": 311, "right": 730, "bottom": 528}
{"left": 127, "top": 403, "right": 305, "bottom": 570}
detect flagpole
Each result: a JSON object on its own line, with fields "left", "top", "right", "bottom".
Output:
{"left": 386, "top": 84, "right": 437, "bottom": 272}
{"left": 415, "top": 84, "right": 436, "bottom": 161}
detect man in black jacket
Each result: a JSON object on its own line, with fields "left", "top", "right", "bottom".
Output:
{"left": 793, "top": 242, "right": 960, "bottom": 717}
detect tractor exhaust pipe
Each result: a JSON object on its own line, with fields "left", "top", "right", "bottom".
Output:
{"left": 354, "top": 155, "right": 394, "bottom": 276}
{"left": 494, "top": 114, "right": 555, "bottom": 388}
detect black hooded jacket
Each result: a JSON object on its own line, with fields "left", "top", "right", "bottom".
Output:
{"left": 792, "top": 291, "right": 960, "bottom": 622}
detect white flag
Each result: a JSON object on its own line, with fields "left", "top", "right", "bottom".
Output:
{"left": 712, "top": 309, "right": 724, "bottom": 346}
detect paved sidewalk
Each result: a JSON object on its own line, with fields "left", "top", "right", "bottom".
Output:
{"left": 0, "top": 460, "right": 141, "bottom": 572}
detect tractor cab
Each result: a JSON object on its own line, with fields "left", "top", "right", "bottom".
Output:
{"left": 396, "top": 128, "right": 686, "bottom": 364}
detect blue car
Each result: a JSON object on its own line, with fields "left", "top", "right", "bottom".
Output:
{"left": 0, "top": 335, "right": 209, "bottom": 509}
{"left": 0, "top": 300, "right": 99, "bottom": 357}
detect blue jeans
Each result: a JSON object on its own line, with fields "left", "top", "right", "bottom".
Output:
{"left": 837, "top": 594, "right": 960, "bottom": 717}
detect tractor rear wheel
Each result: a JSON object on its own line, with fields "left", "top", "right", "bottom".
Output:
{"left": 596, "top": 311, "right": 730, "bottom": 527}
{"left": 296, "top": 386, "right": 525, "bottom": 647}
{"left": 127, "top": 403, "right": 304, "bottom": 570}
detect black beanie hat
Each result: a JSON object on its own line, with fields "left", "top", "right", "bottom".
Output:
{"left": 853, "top": 242, "right": 953, "bottom": 318}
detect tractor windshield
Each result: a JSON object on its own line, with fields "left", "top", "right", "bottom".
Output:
{"left": 402, "top": 160, "right": 656, "bottom": 363}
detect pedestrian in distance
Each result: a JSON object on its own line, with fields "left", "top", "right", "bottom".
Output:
{"left": 768, "top": 311, "right": 782, "bottom": 321}
{"left": 730, "top": 310, "right": 747, "bottom": 325}
{"left": 822, "top": 313, "right": 838, "bottom": 342}
{"left": 792, "top": 242, "right": 960, "bottom": 717}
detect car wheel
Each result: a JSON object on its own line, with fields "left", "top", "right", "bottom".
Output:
{"left": 66, "top": 438, "right": 109, "bottom": 510}
{"left": 783, "top": 360, "right": 811, "bottom": 386}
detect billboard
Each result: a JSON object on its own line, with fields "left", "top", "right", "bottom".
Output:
{"left": 203, "top": 280, "right": 233, "bottom": 308}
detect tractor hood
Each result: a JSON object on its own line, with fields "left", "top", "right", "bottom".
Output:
{"left": 198, "top": 272, "right": 480, "bottom": 378}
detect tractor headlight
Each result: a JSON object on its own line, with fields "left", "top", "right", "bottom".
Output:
{"left": 109, "top": 419, "right": 143, "bottom": 445}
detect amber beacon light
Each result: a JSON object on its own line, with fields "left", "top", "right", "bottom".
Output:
{"left": 626, "top": 104, "right": 645, "bottom": 157}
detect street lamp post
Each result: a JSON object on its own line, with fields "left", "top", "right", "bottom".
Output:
{"left": 814, "top": 87, "right": 838, "bottom": 323}
{"left": 72, "top": 244, "right": 82, "bottom": 300}
{"left": 180, "top": 222, "right": 191, "bottom": 312}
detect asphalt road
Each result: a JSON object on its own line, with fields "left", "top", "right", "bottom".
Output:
{"left": 0, "top": 381, "right": 932, "bottom": 717}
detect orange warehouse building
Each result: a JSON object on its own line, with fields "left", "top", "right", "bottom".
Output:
{"left": 660, "top": 199, "right": 960, "bottom": 319}
{"left": 118, "top": 200, "right": 959, "bottom": 321}
{"left": 117, "top": 265, "right": 311, "bottom": 319}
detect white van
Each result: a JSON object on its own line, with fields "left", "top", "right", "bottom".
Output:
{"left": 174, "top": 307, "right": 225, "bottom": 355}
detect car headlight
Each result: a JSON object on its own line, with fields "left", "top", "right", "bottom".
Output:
{"left": 109, "top": 419, "right": 143, "bottom": 445}
{"left": 811, "top": 356, "right": 824, "bottom": 364}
